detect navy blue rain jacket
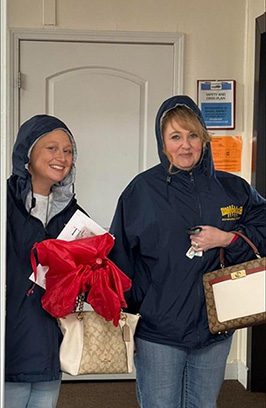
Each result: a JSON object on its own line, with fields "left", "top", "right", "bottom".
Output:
{"left": 6, "top": 115, "right": 84, "bottom": 382}
{"left": 109, "top": 95, "right": 266, "bottom": 349}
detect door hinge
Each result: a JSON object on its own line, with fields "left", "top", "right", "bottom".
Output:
{"left": 18, "top": 72, "right": 22, "bottom": 89}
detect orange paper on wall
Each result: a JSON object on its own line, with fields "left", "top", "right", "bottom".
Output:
{"left": 211, "top": 136, "right": 242, "bottom": 172}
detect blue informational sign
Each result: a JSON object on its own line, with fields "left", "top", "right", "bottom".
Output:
{"left": 201, "top": 102, "right": 232, "bottom": 127}
{"left": 197, "top": 80, "right": 235, "bottom": 129}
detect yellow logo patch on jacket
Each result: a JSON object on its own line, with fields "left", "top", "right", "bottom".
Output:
{"left": 220, "top": 205, "right": 243, "bottom": 221}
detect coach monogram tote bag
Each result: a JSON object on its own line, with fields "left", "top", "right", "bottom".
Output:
{"left": 203, "top": 231, "right": 266, "bottom": 334}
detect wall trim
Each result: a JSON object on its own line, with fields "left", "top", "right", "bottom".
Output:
{"left": 237, "top": 360, "right": 249, "bottom": 389}
{"left": 224, "top": 360, "right": 248, "bottom": 389}
{"left": 0, "top": 1, "right": 7, "bottom": 407}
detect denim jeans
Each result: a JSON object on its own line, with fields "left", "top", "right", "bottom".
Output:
{"left": 5, "top": 376, "right": 61, "bottom": 408}
{"left": 134, "top": 336, "right": 232, "bottom": 408}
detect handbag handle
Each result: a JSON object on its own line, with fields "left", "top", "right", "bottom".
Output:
{"left": 75, "top": 293, "right": 86, "bottom": 320}
{"left": 220, "top": 230, "right": 261, "bottom": 268}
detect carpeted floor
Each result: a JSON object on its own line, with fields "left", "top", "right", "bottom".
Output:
{"left": 56, "top": 380, "right": 266, "bottom": 408}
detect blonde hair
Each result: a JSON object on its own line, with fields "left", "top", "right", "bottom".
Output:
{"left": 161, "top": 105, "right": 211, "bottom": 173}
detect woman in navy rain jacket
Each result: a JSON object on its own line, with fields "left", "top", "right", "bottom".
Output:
{"left": 109, "top": 95, "right": 266, "bottom": 408}
{"left": 5, "top": 115, "right": 85, "bottom": 408}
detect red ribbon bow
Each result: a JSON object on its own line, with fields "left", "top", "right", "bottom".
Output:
{"left": 30, "top": 233, "right": 131, "bottom": 326}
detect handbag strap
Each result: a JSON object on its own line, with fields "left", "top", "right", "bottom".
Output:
{"left": 75, "top": 293, "right": 85, "bottom": 320}
{"left": 220, "top": 230, "right": 261, "bottom": 267}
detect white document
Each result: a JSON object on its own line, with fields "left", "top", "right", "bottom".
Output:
{"left": 57, "top": 210, "right": 107, "bottom": 240}
{"left": 29, "top": 210, "right": 108, "bottom": 289}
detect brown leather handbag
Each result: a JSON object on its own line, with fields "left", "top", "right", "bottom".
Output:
{"left": 203, "top": 231, "right": 266, "bottom": 334}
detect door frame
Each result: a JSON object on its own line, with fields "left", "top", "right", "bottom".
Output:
{"left": 8, "top": 28, "right": 184, "bottom": 173}
{"left": 1, "top": 1, "right": 8, "bottom": 406}
{"left": 248, "top": 12, "right": 266, "bottom": 393}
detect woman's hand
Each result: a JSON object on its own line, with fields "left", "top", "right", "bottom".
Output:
{"left": 189, "top": 226, "right": 235, "bottom": 252}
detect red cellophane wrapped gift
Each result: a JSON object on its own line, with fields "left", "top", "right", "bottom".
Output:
{"left": 30, "top": 233, "right": 131, "bottom": 326}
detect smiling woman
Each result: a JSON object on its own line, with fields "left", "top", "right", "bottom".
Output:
{"left": 163, "top": 121, "right": 203, "bottom": 171}
{"left": 5, "top": 115, "right": 86, "bottom": 408}
{"left": 161, "top": 105, "right": 211, "bottom": 173}
{"left": 28, "top": 129, "right": 74, "bottom": 196}
{"left": 109, "top": 95, "right": 266, "bottom": 408}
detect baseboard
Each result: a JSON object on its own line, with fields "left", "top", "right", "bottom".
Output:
{"left": 62, "top": 371, "right": 136, "bottom": 381}
{"left": 224, "top": 361, "right": 248, "bottom": 389}
{"left": 225, "top": 361, "right": 238, "bottom": 380}
{"left": 237, "top": 360, "right": 249, "bottom": 389}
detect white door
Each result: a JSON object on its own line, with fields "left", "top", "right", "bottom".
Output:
{"left": 18, "top": 39, "right": 182, "bottom": 229}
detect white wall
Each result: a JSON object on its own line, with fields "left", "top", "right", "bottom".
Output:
{"left": 5, "top": 0, "right": 266, "bottom": 387}
{"left": 8, "top": 0, "right": 265, "bottom": 182}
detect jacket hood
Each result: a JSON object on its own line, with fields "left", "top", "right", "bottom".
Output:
{"left": 155, "top": 95, "right": 212, "bottom": 175}
{"left": 11, "top": 114, "right": 77, "bottom": 205}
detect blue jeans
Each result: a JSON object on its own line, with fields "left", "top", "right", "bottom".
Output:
{"left": 134, "top": 336, "right": 232, "bottom": 408}
{"left": 5, "top": 377, "right": 61, "bottom": 408}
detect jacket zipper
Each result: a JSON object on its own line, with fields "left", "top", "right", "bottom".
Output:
{"left": 190, "top": 171, "right": 203, "bottom": 346}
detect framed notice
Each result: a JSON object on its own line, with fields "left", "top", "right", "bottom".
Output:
{"left": 197, "top": 80, "right": 236, "bottom": 129}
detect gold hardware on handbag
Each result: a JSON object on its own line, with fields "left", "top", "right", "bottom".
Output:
{"left": 203, "top": 231, "right": 266, "bottom": 334}
{"left": 230, "top": 270, "right": 246, "bottom": 279}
